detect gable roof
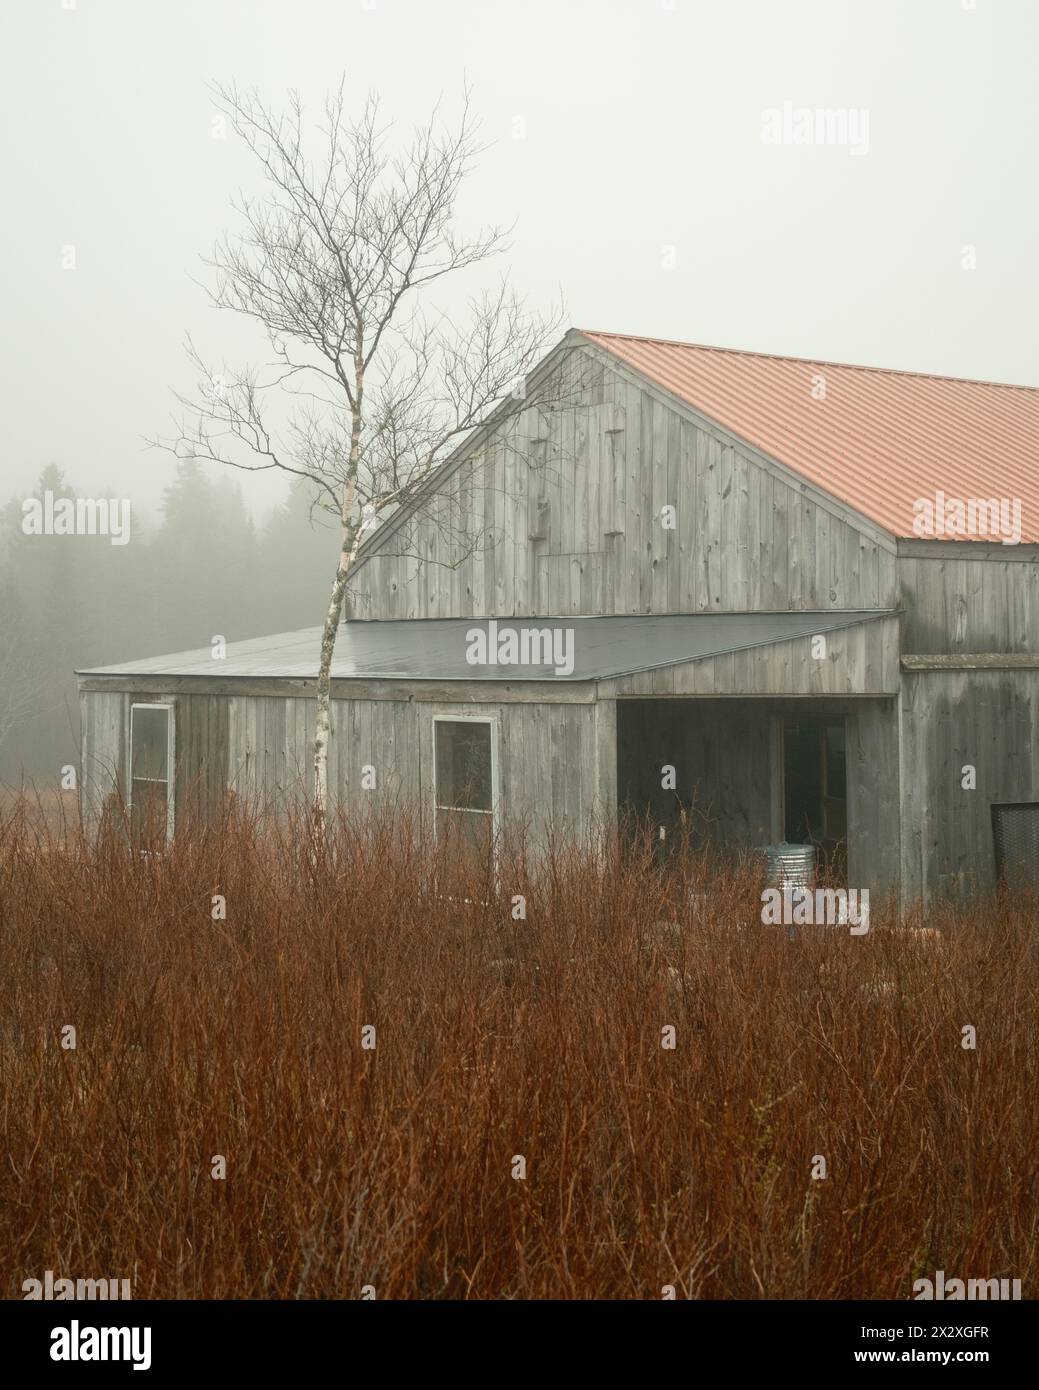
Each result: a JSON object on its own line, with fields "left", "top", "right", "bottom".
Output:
{"left": 581, "top": 330, "right": 1039, "bottom": 543}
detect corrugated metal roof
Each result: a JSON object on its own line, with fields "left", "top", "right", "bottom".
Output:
{"left": 582, "top": 330, "right": 1039, "bottom": 543}
{"left": 78, "top": 611, "right": 892, "bottom": 683}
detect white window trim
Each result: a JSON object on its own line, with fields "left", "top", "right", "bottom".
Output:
{"left": 432, "top": 713, "right": 500, "bottom": 855}
{"left": 128, "top": 702, "right": 176, "bottom": 844}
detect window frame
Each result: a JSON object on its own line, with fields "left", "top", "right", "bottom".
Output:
{"left": 432, "top": 713, "right": 500, "bottom": 863}
{"left": 127, "top": 701, "right": 176, "bottom": 846}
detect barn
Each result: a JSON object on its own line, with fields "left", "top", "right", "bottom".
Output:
{"left": 77, "top": 329, "right": 1039, "bottom": 908}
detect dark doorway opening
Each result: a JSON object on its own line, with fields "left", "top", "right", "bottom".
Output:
{"left": 782, "top": 716, "right": 847, "bottom": 877}
{"left": 614, "top": 700, "right": 855, "bottom": 880}
{"left": 615, "top": 698, "right": 774, "bottom": 859}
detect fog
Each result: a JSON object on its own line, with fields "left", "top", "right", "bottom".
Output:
{"left": 1, "top": 0, "right": 1037, "bottom": 778}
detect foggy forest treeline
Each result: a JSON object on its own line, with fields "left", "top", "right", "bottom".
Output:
{"left": 0, "top": 461, "right": 341, "bottom": 781}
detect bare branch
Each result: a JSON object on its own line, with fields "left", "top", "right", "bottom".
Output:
{"left": 152, "top": 77, "right": 565, "bottom": 821}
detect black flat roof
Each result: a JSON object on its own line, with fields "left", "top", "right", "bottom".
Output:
{"left": 78, "top": 611, "right": 895, "bottom": 683}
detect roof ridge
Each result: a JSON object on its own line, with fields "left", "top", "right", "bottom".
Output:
{"left": 579, "top": 329, "right": 1039, "bottom": 394}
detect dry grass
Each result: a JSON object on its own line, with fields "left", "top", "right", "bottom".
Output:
{"left": 1, "top": 793, "right": 1037, "bottom": 1300}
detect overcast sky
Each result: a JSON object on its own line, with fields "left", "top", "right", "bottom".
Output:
{"left": 2, "top": 0, "right": 1036, "bottom": 521}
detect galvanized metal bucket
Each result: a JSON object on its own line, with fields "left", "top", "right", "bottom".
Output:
{"left": 761, "top": 842, "right": 817, "bottom": 887}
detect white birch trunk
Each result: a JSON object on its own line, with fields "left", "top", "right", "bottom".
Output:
{"left": 313, "top": 360, "right": 364, "bottom": 828}
{"left": 312, "top": 500, "right": 361, "bottom": 826}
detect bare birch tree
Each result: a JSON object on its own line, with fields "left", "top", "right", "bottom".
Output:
{"left": 155, "top": 81, "right": 563, "bottom": 824}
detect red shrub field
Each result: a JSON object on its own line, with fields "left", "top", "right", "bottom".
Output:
{"left": 1, "top": 795, "right": 1036, "bottom": 1299}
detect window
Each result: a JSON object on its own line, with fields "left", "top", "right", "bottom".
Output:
{"left": 129, "top": 703, "right": 174, "bottom": 849}
{"left": 433, "top": 717, "right": 497, "bottom": 870}
{"left": 992, "top": 803, "right": 1039, "bottom": 892}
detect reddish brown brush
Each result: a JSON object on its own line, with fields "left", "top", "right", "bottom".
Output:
{"left": 1, "top": 792, "right": 1036, "bottom": 1300}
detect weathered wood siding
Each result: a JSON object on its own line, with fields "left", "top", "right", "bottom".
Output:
{"left": 79, "top": 689, "right": 230, "bottom": 832}
{"left": 605, "top": 616, "right": 900, "bottom": 699}
{"left": 79, "top": 689, "right": 127, "bottom": 833}
{"left": 846, "top": 698, "right": 901, "bottom": 897}
{"left": 899, "top": 667, "right": 1039, "bottom": 904}
{"left": 82, "top": 683, "right": 604, "bottom": 850}
{"left": 226, "top": 695, "right": 315, "bottom": 809}
{"left": 898, "top": 544, "right": 1039, "bottom": 654}
{"left": 224, "top": 691, "right": 603, "bottom": 844}
{"left": 347, "top": 346, "right": 899, "bottom": 620}
{"left": 175, "top": 694, "right": 230, "bottom": 825}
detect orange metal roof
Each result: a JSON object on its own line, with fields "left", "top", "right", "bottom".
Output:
{"left": 581, "top": 330, "right": 1039, "bottom": 543}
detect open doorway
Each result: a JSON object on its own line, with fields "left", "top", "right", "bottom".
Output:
{"left": 781, "top": 716, "right": 847, "bottom": 877}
